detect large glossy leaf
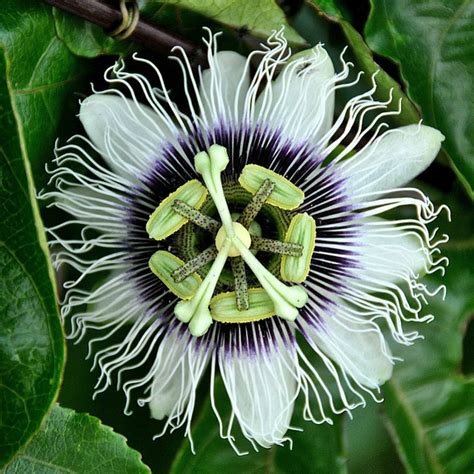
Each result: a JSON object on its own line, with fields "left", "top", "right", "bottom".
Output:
{"left": 0, "top": 0, "right": 89, "bottom": 466}
{"left": 305, "top": 1, "right": 420, "bottom": 127}
{"left": 0, "top": 0, "right": 90, "bottom": 182}
{"left": 0, "top": 51, "right": 64, "bottom": 467}
{"left": 383, "top": 187, "right": 474, "bottom": 473}
{"left": 4, "top": 405, "right": 151, "bottom": 473}
{"left": 365, "top": 0, "right": 474, "bottom": 196}
{"left": 170, "top": 380, "right": 347, "bottom": 474}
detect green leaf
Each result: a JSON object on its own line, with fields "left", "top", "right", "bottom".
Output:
{"left": 0, "top": 0, "right": 91, "bottom": 465}
{"left": 0, "top": 0, "right": 91, "bottom": 182}
{"left": 53, "top": 7, "right": 125, "bottom": 58}
{"left": 144, "top": 0, "right": 305, "bottom": 44}
{"left": 170, "top": 380, "right": 347, "bottom": 473}
{"left": 306, "top": 1, "right": 420, "bottom": 126}
{"left": 383, "top": 187, "right": 474, "bottom": 473}
{"left": 365, "top": 0, "right": 474, "bottom": 196}
{"left": 0, "top": 49, "right": 64, "bottom": 468}
{"left": 4, "top": 405, "right": 151, "bottom": 473}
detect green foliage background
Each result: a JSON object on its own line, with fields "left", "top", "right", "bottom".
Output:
{"left": 0, "top": 0, "right": 473, "bottom": 472}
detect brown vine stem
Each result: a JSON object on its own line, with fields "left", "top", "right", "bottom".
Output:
{"left": 43, "top": 0, "right": 207, "bottom": 65}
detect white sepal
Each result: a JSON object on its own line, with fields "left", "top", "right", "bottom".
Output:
{"left": 340, "top": 124, "right": 444, "bottom": 200}
{"left": 149, "top": 329, "right": 208, "bottom": 422}
{"left": 219, "top": 333, "right": 299, "bottom": 448}
{"left": 255, "top": 45, "right": 335, "bottom": 146}
{"left": 200, "top": 51, "right": 250, "bottom": 126}
{"left": 310, "top": 311, "right": 393, "bottom": 389}
{"left": 354, "top": 216, "right": 429, "bottom": 283}
{"left": 80, "top": 94, "right": 174, "bottom": 178}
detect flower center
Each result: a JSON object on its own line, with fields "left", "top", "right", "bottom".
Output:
{"left": 146, "top": 144, "right": 316, "bottom": 337}
{"left": 215, "top": 222, "right": 251, "bottom": 257}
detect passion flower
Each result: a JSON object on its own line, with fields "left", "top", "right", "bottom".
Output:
{"left": 41, "top": 29, "right": 449, "bottom": 453}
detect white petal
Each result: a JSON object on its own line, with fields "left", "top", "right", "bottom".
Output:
{"left": 219, "top": 335, "right": 298, "bottom": 448}
{"left": 341, "top": 125, "right": 444, "bottom": 200}
{"left": 310, "top": 311, "right": 393, "bottom": 389}
{"left": 149, "top": 329, "right": 206, "bottom": 421}
{"left": 54, "top": 185, "right": 125, "bottom": 232}
{"left": 200, "top": 51, "right": 250, "bottom": 125}
{"left": 80, "top": 94, "right": 174, "bottom": 178}
{"left": 87, "top": 269, "right": 134, "bottom": 321}
{"left": 353, "top": 217, "right": 428, "bottom": 283}
{"left": 255, "top": 45, "right": 335, "bottom": 145}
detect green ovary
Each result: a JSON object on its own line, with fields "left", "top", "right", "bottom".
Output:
{"left": 146, "top": 144, "right": 316, "bottom": 337}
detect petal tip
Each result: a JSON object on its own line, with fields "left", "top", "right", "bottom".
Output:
{"left": 214, "top": 50, "right": 247, "bottom": 66}
{"left": 418, "top": 124, "right": 445, "bottom": 162}
{"left": 78, "top": 94, "right": 117, "bottom": 136}
{"left": 418, "top": 123, "right": 444, "bottom": 140}
{"left": 373, "top": 356, "right": 394, "bottom": 387}
{"left": 149, "top": 399, "right": 169, "bottom": 421}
